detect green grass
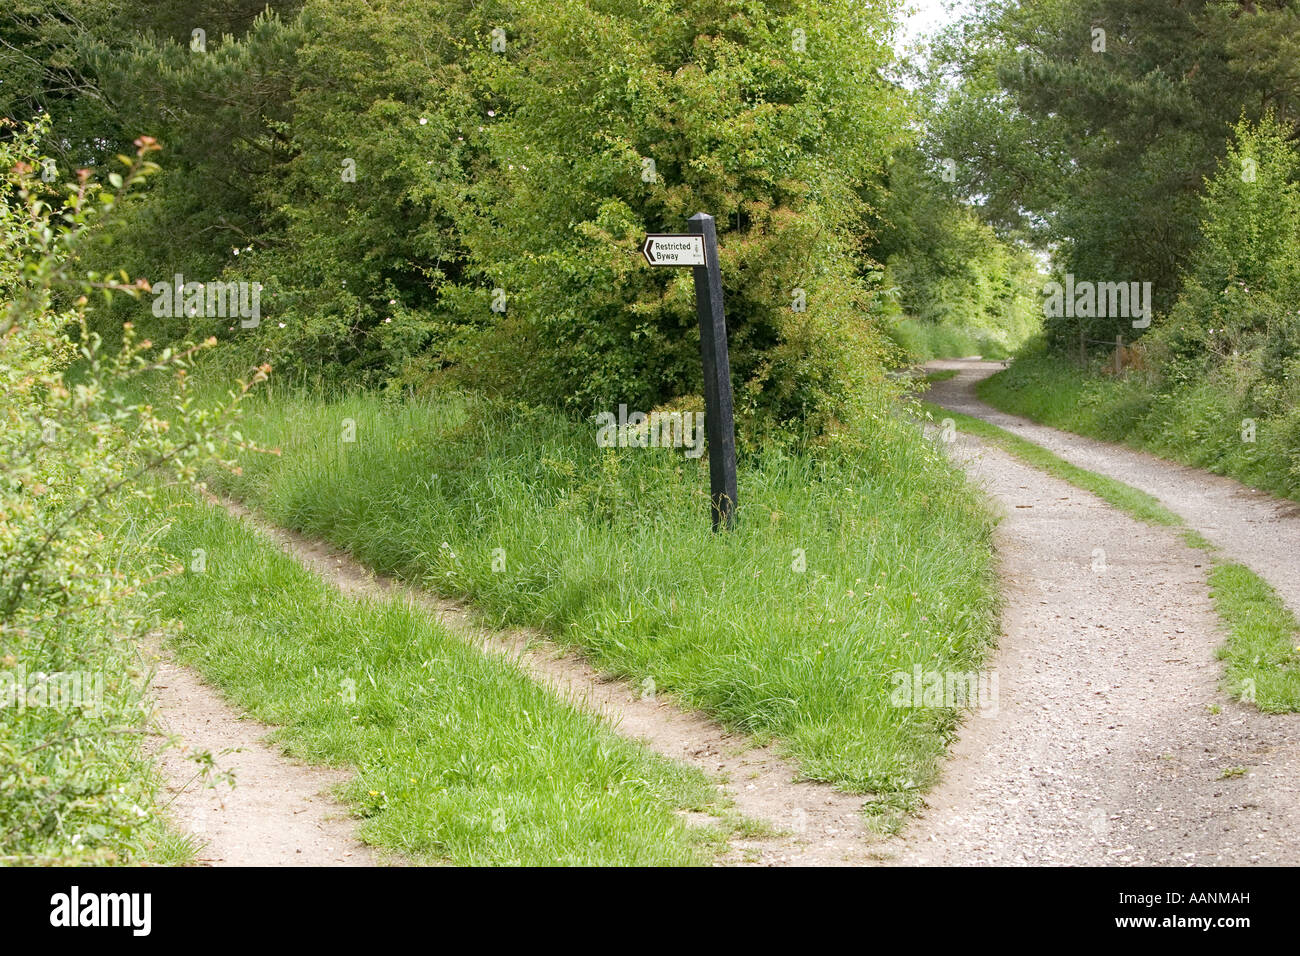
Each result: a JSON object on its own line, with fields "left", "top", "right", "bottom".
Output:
{"left": 154, "top": 493, "right": 724, "bottom": 865}
{"left": 1209, "top": 564, "right": 1300, "bottom": 712}
{"left": 976, "top": 346, "right": 1300, "bottom": 501}
{"left": 196, "top": 385, "right": 1001, "bottom": 816}
{"left": 887, "top": 319, "right": 1013, "bottom": 362}
{"left": 922, "top": 370, "right": 959, "bottom": 385}
{"left": 918, "top": 400, "right": 1300, "bottom": 712}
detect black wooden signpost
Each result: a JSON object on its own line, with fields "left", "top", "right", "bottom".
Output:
{"left": 641, "top": 213, "right": 738, "bottom": 531}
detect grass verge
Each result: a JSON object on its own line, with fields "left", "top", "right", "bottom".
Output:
{"left": 1209, "top": 564, "right": 1300, "bottom": 712}
{"left": 196, "top": 385, "right": 1001, "bottom": 819}
{"left": 918, "top": 401, "right": 1300, "bottom": 712}
{"left": 154, "top": 493, "right": 724, "bottom": 865}
{"left": 886, "top": 319, "right": 1013, "bottom": 362}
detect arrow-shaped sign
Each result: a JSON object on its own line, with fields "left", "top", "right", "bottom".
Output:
{"left": 642, "top": 234, "right": 706, "bottom": 267}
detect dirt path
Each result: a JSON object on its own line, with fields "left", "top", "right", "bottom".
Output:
{"left": 883, "top": 362, "right": 1300, "bottom": 864}
{"left": 926, "top": 358, "right": 1300, "bottom": 616}
{"left": 145, "top": 644, "right": 382, "bottom": 866}
{"left": 210, "top": 499, "right": 880, "bottom": 866}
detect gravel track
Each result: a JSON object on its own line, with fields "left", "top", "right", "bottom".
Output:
{"left": 926, "top": 358, "right": 1300, "bottom": 616}
{"left": 886, "top": 362, "right": 1300, "bottom": 865}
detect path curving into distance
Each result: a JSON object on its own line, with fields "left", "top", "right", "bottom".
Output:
{"left": 925, "top": 358, "right": 1300, "bottom": 617}
{"left": 885, "top": 360, "right": 1300, "bottom": 865}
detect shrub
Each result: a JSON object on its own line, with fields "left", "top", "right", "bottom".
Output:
{"left": 0, "top": 121, "right": 260, "bottom": 863}
{"left": 74, "top": 0, "right": 910, "bottom": 442}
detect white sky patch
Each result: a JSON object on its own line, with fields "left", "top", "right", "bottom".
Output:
{"left": 894, "top": 0, "right": 976, "bottom": 58}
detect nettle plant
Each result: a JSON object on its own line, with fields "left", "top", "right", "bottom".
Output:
{"left": 0, "top": 120, "right": 265, "bottom": 863}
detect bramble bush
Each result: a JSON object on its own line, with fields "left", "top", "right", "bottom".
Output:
{"left": 1141, "top": 116, "right": 1300, "bottom": 487}
{"left": 431, "top": 0, "right": 909, "bottom": 444}
{"left": 0, "top": 120, "right": 263, "bottom": 863}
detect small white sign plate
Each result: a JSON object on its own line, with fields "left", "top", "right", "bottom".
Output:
{"left": 642, "top": 234, "right": 706, "bottom": 267}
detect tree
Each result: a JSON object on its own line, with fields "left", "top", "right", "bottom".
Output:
{"left": 928, "top": 0, "right": 1300, "bottom": 350}
{"left": 1147, "top": 115, "right": 1300, "bottom": 393}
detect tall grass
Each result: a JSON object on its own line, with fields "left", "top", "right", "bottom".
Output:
{"left": 204, "top": 386, "right": 1001, "bottom": 814}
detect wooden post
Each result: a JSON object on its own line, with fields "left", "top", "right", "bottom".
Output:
{"left": 1114, "top": 333, "right": 1123, "bottom": 375}
{"left": 1079, "top": 326, "right": 1087, "bottom": 366}
{"left": 688, "top": 212, "right": 738, "bottom": 531}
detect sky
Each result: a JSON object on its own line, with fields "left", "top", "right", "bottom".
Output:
{"left": 895, "top": 0, "right": 977, "bottom": 54}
